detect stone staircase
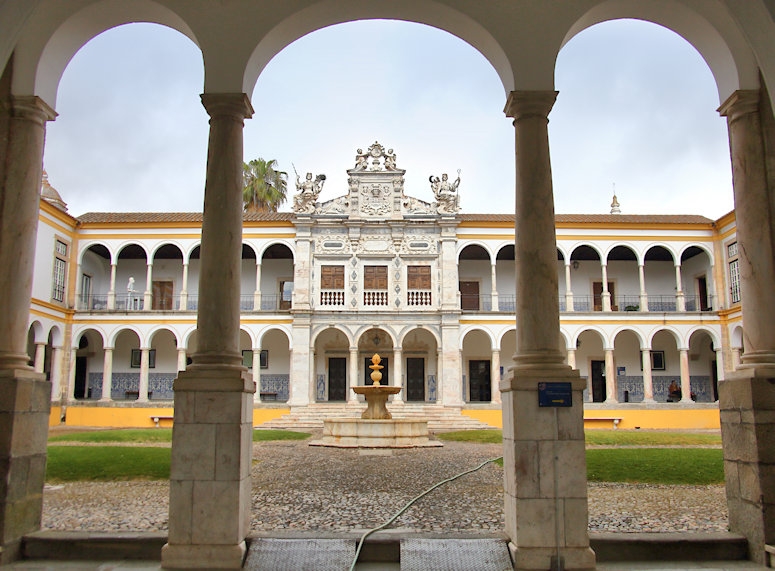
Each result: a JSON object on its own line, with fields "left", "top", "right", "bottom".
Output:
{"left": 257, "top": 402, "right": 496, "bottom": 432}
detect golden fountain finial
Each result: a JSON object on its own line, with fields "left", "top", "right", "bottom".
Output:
{"left": 369, "top": 353, "right": 383, "bottom": 386}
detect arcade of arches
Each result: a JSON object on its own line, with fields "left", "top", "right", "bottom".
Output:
{"left": 2, "top": 2, "right": 775, "bottom": 569}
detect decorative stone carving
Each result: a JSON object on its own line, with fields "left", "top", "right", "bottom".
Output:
{"left": 430, "top": 170, "right": 461, "bottom": 215}
{"left": 315, "top": 235, "right": 351, "bottom": 255}
{"left": 293, "top": 172, "right": 326, "bottom": 214}
{"left": 399, "top": 235, "right": 438, "bottom": 255}
{"left": 359, "top": 184, "right": 391, "bottom": 216}
{"left": 352, "top": 141, "right": 398, "bottom": 172}
{"left": 402, "top": 196, "right": 435, "bottom": 215}
{"left": 317, "top": 196, "right": 348, "bottom": 215}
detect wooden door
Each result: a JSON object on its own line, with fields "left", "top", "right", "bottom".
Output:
{"left": 328, "top": 357, "right": 347, "bottom": 401}
{"left": 468, "top": 360, "right": 491, "bottom": 402}
{"left": 459, "top": 281, "right": 480, "bottom": 311}
{"left": 591, "top": 360, "right": 606, "bottom": 402}
{"left": 698, "top": 276, "right": 709, "bottom": 311}
{"left": 152, "top": 280, "right": 173, "bottom": 310}
{"left": 406, "top": 358, "right": 425, "bottom": 401}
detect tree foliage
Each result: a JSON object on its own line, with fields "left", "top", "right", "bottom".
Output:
{"left": 242, "top": 158, "right": 288, "bottom": 213}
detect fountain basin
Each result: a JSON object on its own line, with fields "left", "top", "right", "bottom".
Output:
{"left": 310, "top": 418, "right": 443, "bottom": 448}
{"left": 352, "top": 385, "right": 401, "bottom": 419}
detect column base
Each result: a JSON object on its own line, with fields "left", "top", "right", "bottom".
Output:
{"left": 509, "top": 544, "right": 596, "bottom": 571}
{"left": 719, "top": 368, "right": 775, "bottom": 565}
{"left": 0, "top": 369, "right": 50, "bottom": 565}
{"left": 161, "top": 541, "right": 246, "bottom": 570}
{"left": 165, "top": 366, "right": 254, "bottom": 569}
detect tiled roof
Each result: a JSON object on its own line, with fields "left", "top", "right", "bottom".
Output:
{"left": 77, "top": 212, "right": 295, "bottom": 224}
{"left": 77, "top": 211, "right": 716, "bottom": 226}
{"left": 462, "top": 213, "right": 715, "bottom": 224}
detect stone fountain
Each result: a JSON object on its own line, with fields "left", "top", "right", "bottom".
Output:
{"left": 310, "top": 354, "right": 441, "bottom": 448}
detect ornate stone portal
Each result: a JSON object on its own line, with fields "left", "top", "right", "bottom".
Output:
{"left": 310, "top": 354, "right": 442, "bottom": 448}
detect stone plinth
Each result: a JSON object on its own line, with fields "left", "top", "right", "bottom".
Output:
{"left": 310, "top": 419, "right": 442, "bottom": 448}
{"left": 719, "top": 368, "right": 775, "bottom": 565}
{"left": 161, "top": 367, "right": 254, "bottom": 570}
{"left": 0, "top": 369, "right": 50, "bottom": 565}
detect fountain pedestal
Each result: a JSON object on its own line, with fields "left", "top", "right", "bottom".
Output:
{"left": 310, "top": 354, "right": 442, "bottom": 448}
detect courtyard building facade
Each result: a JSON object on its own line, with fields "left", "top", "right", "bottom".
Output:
{"left": 31, "top": 146, "right": 737, "bottom": 432}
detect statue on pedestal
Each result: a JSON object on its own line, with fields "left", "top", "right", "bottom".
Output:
{"left": 292, "top": 171, "right": 326, "bottom": 214}
{"left": 430, "top": 170, "right": 461, "bottom": 214}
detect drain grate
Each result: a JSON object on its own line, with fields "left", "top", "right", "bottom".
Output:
{"left": 244, "top": 538, "right": 356, "bottom": 571}
{"left": 400, "top": 538, "right": 512, "bottom": 571}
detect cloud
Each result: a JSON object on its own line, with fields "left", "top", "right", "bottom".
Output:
{"left": 43, "top": 18, "right": 733, "bottom": 220}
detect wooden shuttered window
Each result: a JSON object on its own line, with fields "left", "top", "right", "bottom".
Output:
{"left": 407, "top": 266, "right": 431, "bottom": 290}
{"left": 364, "top": 266, "right": 388, "bottom": 290}
{"left": 321, "top": 265, "right": 344, "bottom": 289}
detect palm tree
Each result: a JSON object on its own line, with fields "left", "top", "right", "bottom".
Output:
{"left": 242, "top": 158, "right": 288, "bottom": 213}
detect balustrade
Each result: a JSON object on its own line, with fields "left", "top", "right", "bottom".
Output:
{"left": 407, "top": 290, "right": 432, "bottom": 306}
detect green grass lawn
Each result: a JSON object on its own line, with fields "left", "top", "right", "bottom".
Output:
{"left": 46, "top": 446, "right": 171, "bottom": 482}
{"left": 437, "top": 429, "right": 721, "bottom": 447}
{"left": 586, "top": 448, "right": 724, "bottom": 484}
{"left": 49, "top": 428, "right": 310, "bottom": 444}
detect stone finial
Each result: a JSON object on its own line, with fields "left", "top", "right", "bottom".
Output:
{"left": 40, "top": 169, "right": 68, "bottom": 212}
{"left": 610, "top": 184, "right": 621, "bottom": 214}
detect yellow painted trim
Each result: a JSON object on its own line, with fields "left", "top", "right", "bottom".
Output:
{"left": 79, "top": 222, "right": 202, "bottom": 230}
{"left": 240, "top": 318, "right": 294, "bottom": 325}
{"left": 715, "top": 211, "right": 736, "bottom": 228}
{"left": 57, "top": 405, "right": 291, "bottom": 429}
{"left": 39, "top": 212, "right": 76, "bottom": 239}
{"left": 77, "top": 233, "right": 202, "bottom": 240}
{"left": 457, "top": 233, "right": 716, "bottom": 242}
{"left": 31, "top": 298, "right": 74, "bottom": 316}
{"left": 72, "top": 318, "right": 199, "bottom": 325}
{"left": 461, "top": 407, "right": 719, "bottom": 430}
{"left": 717, "top": 227, "right": 737, "bottom": 241}
{"left": 457, "top": 220, "right": 716, "bottom": 231}
{"left": 40, "top": 200, "right": 79, "bottom": 227}
{"left": 242, "top": 233, "right": 296, "bottom": 239}
{"left": 460, "top": 317, "right": 722, "bottom": 326}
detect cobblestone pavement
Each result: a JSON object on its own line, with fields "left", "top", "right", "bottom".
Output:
{"left": 42, "top": 440, "right": 729, "bottom": 534}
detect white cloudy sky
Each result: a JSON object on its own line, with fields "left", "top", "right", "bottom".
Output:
{"left": 43, "top": 18, "right": 734, "bottom": 219}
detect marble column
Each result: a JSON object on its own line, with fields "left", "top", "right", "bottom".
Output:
{"left": 252, "top": 348, "right": 261, "bottom": 402}
{"left": 679, "top": 348, "right": 692, "bottom": 403}
{"left": 162, "top": 93, "right": 255, "bottom": 571}
{"left": 638, "top": 264, "right": 648, "bottom": 312}
{"left": 392, "top": 348, "right": 404, "bottom": 404}
{"left": 711, "top": 95, "right": 775, "bottom": 571}
{"left": 138, "top": 347, "right": 150, "bottom": 402}
{"left": 50, "top": 347, "right": 63, "bottom": 402}
{"left": 348, "top": 347, "right": 359, "bottom": 404}
{"left": 107, "top": 263, "right": 117, "bottom": 310}
{"left": 490, "top": 263, "right": 499, "bottom": 311}
{"left": 100, "top": 348, "right": 113, "bottom": 401}
{"left": 0, "top": 95, "right": 55, "bottom": 564}
{"left": 289, "top": 318, "right": 311, "bottom": 407}
{"left": 440, "top": 320, "right": 462, "bottom": 407}
{"left": 566, "top": 348, "right": 576, "bottom": 370}
{"left": 491, "top": 349, "right": 501, "bottom": 404}
{"left": 33, "top": 343, "right": 46, "bottom": 374}
{"left": 564, "top": 262, "right": 574, "bottom": 312}
{"left": 641, "top": 349, "right": 654, "bottom": 402}
{"left": 179, "top": 263, "right": 189, "bottom": 310}
{"left": 177, "top": 348, "right": 187, "bottom": 372}
{"left": 253, "top": 262, "right": 262, "bottom": 310}
{"left": 502, "top": 90, "right": 594, "bottom": 571}
{"left": 604, "top": 348, "right": 616, "bottom": 402}
{"left": 600, "top": 263, "right": 611, "bottom": 311}
{"left": 674, "top": 264, "right": 686, "bottom": 312}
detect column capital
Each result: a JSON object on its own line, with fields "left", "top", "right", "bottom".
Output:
{"left": 11, "top": 95, "right": 57, "bottom": 124}
{"left": 718, "top": 89, "right": 759, "bottom": 122}
{"left": 200, "top": 92, "right": 254, "bottom": 120}
{"left": 503, "top": 90, "right": 558, "bottom": 120}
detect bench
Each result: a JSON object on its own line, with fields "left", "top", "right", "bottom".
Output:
{"left": 150, "top": 415, "right": 174, "bottom": 428}
{"left": 765, "top": 544, "right": 774, "bottom": 567}
{"left": 259, "top": 391, "right": 278, "bottom": 401}
{"left": 584, "top": 417, "right": 622, "bottom": 430}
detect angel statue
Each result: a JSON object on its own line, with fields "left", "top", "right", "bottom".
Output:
{"left": 292, "top": 171, "right": 326, "bottom": 214}
{"left": 430, "top": 169, "right": 461, "bottom": 214}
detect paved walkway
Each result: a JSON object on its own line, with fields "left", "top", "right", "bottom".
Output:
{"left": 42, "top": 439, "right": 728, "bottom": 534}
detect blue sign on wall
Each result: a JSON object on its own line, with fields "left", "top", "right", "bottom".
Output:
{"left": 538, "top": 382, "right": 573, "bottom": 407}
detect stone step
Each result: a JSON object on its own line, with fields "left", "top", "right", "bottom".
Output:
{"left": 258, "top": 404, "right": 495, "bottom": 431}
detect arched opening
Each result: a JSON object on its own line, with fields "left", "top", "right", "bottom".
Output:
{"left": 459, "top": 244, "right": 492, "bottom": 312}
